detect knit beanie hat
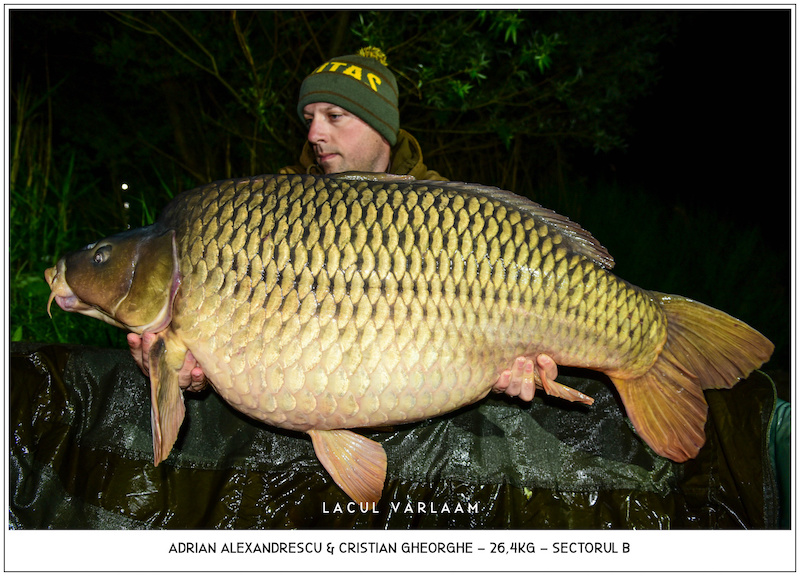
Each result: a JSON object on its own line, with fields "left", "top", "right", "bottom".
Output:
{"left": 297, "top": 47, "right": 400, "bottom": 146}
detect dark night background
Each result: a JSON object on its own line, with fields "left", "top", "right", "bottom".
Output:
{"left": 8, "top": 9, "right": 792, "bottom": 391}
{"left": 610, "top": 10, "right": 789, "bottom": 230}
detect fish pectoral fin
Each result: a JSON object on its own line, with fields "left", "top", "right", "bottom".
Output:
{"left": 148, "top": 335, "right": 186, "bottom": 466}
{"left": 537, "top": 362, "right": 595, "bottom": 405}
{"left": 308, "top": 429, "right": 387, "bottom": 505}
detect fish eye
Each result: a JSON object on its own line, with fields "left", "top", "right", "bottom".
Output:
{"left": 93, "top": 245, "right": 112, "bottom": 264}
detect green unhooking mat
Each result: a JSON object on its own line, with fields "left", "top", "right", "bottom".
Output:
{"left": 9, "top": 342, "right": 783, "bottom": 529}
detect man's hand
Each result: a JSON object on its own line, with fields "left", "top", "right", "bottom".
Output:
{"left": 127, "top": 332, "right": 208, "bottom": 392}
{"left": 493, "top": 354, "right": 559, "bottom": 402}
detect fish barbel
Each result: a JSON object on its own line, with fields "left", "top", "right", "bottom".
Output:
{"left": 44, "top": 173, "right": 773, "bottom": 504}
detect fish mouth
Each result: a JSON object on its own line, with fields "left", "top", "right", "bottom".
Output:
{"left": 45, "top": 261, "right": 72, "bottom": 317}
{"left": 45, "top": 260, "right": 98, "bottom": 318}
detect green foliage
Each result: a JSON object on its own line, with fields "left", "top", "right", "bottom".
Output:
{"left": 530, "top": 31, "right": 565, "bottom": 74}
{"left": 10, "top": 10, "right": 677, "bottom": 193}
{"left": 9, "top": 79, "right": 128, "bottom": 346}
{"left": 346, "top": 10, "right": 676, "bottom": 187}
{"left": 479, "top": 10, "right": 525, "bottom": 44}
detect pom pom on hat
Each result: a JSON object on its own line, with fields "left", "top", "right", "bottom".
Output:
{"left": 357, "top": 46, "right": 388, "bottom": 65}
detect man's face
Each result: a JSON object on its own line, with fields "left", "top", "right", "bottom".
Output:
{"left": 303, "top": 102, "right": 391, "bottom": 174}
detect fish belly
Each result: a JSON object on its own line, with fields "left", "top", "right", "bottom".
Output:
{"left": 168, "top": 175, "right": 666, "bottom": 432}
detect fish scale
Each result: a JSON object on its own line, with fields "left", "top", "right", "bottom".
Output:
{"left": 46, "top": 172, "right": 773, "bottom": 504}
{"left": 165, "top": 175, "right": 653, "bottom": 433}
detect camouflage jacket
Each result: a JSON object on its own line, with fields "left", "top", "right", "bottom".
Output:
{"left": 279, "top": 128, "right": 447, "bottom": 181}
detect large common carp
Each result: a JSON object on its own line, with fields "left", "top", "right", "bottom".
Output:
{"left": 45, "top": 173, "right": 773, "bottom": 504}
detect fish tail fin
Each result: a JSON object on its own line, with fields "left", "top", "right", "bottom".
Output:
{"left": 609, "top": 293, "right": 773, "bottom": 462}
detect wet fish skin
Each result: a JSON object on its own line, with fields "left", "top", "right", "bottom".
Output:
{"left": 45, "top": 173, "right": 774, "bottom": 504}
{"left": 171, "top": 176, "right": 644, "bottom": 427}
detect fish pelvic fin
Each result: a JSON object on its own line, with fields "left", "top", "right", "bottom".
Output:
{"left": 609, "top": 293, "right": 774, "bottom": 462}
{"left": 308, "top": 429, "right": 387, "bottom": 506}
{"left": 538, "top": 364, "right": 595, "bottom": 405}
{"left": 148, "top": 334, "right": 187, "bottom": 466}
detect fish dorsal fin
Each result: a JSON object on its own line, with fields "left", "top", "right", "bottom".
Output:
{"left": 332, "top": 171, "right": 416, "bottom": 183}
{"left": 417, "top": 180, "right": 615, "bottom": 269}
{"left": 148, "top": 333, "right": 187, "bottom": 466}
{"left": 308, "top": 429, "right": 387, "bottom": 505}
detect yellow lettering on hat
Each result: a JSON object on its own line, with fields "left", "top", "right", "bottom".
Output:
{"left": 313, "top": 63, "right": 329, "bottom": 73}
{"left": 343, "top": 65, "right": 363, "bottom": 80}
{"left": 327, "top": 61, "right": 347, "bottom": 72}
{"left": 366, "top": 73, "right": 382, "bottom": 92}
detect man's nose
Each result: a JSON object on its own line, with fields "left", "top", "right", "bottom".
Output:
{"left": 307, "top": 117, "right": 327, "bottom": 143}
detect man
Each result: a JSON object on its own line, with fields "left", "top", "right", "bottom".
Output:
{"left": 280, "top": 46, "right": 445, "bottom": 180}
{"left": 128, "top": 47, "right": 556, "bottom": 403}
